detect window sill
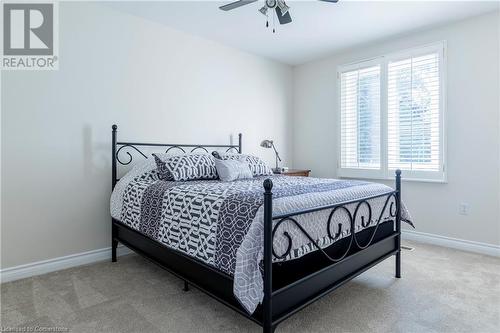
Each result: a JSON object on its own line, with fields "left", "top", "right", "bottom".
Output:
{"left": 338, "top": 175, "right": 448, "bottom": 184}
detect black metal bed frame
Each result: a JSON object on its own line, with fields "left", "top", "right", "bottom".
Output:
{"left": 111, "top": 125, "right": 402, "bottom": 333}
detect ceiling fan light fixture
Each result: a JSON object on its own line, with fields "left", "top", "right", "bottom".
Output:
{"left": 277, "top": 0, "right": 290, "bottom": 16}
{"left": 259, "top": 5, "right": 268, "bottom": 16}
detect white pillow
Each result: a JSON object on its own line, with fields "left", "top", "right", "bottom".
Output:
{"left": 214, "top": 158, "right": 253, "bottom": 182}
{"left": 216, "top": 153, "right": 273, "bottom": 176}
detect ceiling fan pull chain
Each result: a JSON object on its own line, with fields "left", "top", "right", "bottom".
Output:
{"left": 273, "top": 11, "right": 276, "bottom": 33}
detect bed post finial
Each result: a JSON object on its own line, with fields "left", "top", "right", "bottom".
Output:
{"left": 263, "top": 178, "right": 273, "bottom": 192}
{"left": 395, "top": 169, "right": 401, "bottom": 279}
{"left": 112, "top": 124, "right": 117, "bottom": 131}
{"left": 263, "top": 177, "right": 274, "bottom": 333}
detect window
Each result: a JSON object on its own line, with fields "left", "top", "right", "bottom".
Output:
{"left": 338, "top": 42, "right": 446, "bottom": 182}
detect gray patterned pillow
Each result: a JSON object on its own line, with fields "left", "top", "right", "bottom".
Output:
{"left": 153, "top": 154, "right": 174, "bottom": 181}
{"left": 153, "top": 153, "right": 217, "bottom": 181}
{"left": 217, "top": 153, "right": 273, "bottom": 176}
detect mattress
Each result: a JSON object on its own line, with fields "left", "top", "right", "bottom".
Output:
{"left": 110, "top": 159, "right": 412, "bottom": 313}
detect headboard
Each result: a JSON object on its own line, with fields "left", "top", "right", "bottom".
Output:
{"left": 111, "top": 124, "right": 242, "bottom": 189}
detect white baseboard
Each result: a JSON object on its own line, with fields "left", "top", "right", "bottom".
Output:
{"left": 402, "top": 230, "right": 500, "bottom": 257}
{"left": 0, "top": 245, "right": 133, "bottom": 283}
{"left": 2, "top": 231, "right": 498, "bottom": 284}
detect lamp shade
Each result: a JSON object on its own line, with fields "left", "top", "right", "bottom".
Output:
{"left": 260, "top": 139, "right": 273, "bottom": 148}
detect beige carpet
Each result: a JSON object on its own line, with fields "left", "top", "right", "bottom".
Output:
{"left": 1, "top": 241, "right": 499, "bottom": 333}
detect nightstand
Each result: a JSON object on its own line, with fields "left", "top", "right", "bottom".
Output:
{"left": 275, "top": 169, "right": 311, "bottom": 177}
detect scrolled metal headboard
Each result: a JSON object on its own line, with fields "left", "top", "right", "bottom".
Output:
{"left": 111, "top": 124, "right": 242, "bottom": 189}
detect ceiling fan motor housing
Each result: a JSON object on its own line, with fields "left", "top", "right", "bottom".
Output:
{"left": 266, "top": 0, "right": 277, "bottom": 9}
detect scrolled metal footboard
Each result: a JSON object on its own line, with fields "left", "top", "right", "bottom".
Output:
{"left": 261, "top": 171, "right": 402, "bottom": 333}
{"left": 270, "top": 191, "right": 398, "bottom": 262}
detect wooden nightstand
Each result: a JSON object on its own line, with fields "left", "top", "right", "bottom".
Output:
{"left": 275, "top": 169, "right": 311, "bottom": 177}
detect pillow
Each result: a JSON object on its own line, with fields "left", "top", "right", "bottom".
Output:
{"left": 153, "top": 154, "right": 174, "bottom": 181}
{"left": 216, "top": 153, "right": 273, "bottom": 176}
{"left": 153, "top": 153, "right": 217, "bottom": 181}
{"left": 244, "top": 155, "right": 274, "bottom": 176}
{"left": 214, "top": 158, "right": 253, "bottom": 182}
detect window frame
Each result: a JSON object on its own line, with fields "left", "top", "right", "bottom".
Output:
{"left": 336, "top": 41, "right": 447, "bottom": 183}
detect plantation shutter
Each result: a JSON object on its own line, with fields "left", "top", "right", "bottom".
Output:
{"left": 340, "top": 65, "right": 381, "bottom": 170}
{"left": 387, "top": 52, "right": 441, "bottom": 173}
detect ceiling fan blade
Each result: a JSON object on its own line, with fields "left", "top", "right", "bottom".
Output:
{"left": 275, "top": 7, "right": 292, "bottom": 25}
{"left": 318, "top": 0, "right": 339, "bottom": 2}
{"left": 219, "top": 0, "right": 258, "bottom": 11}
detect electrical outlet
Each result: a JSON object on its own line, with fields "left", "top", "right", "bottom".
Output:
{"left": 459, "top": 203, "right": 470, "bottom": 216}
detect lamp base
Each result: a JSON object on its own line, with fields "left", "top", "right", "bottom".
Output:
{"left": 272, "top": 167, "right": 287, "bottom": 174}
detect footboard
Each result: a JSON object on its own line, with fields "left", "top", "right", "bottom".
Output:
{"left": 261, "top": 171, "right": 402, "bottom": 332}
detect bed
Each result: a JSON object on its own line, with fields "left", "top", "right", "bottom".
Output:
{"left": 110, "top": 125, "right": 412, "bottom": 333}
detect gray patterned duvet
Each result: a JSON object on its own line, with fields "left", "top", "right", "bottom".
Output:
{"left": 110, "top": 162, "right": 412, "bottom": 313}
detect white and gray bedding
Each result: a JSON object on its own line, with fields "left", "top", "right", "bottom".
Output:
{"left": 110, "top": 160, "right": 412, "bottom": 313}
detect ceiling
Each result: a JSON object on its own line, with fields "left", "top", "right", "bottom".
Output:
{"left": 106, "top": 1, "right": 499, "bottom": 65}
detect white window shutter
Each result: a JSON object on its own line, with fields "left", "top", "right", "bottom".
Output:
{"left": 340, "top": 65, "right": 381, "bottom": 170}
{"left": 387, "top": 52, "right": 441, "bottom": 173}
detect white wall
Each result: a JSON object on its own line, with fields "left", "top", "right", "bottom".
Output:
{"left": 2, "top": 4, "right": 498, "bottom": 272}
{"left": 1, "top": 3, "right": 293, "bottom": 269}
{"left": 293, "top": 12, "right": 500, "bottom": 246}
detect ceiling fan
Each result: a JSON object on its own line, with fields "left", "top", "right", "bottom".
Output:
{"left": 219, "top": 0, "right": 339, "bottom": 26}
